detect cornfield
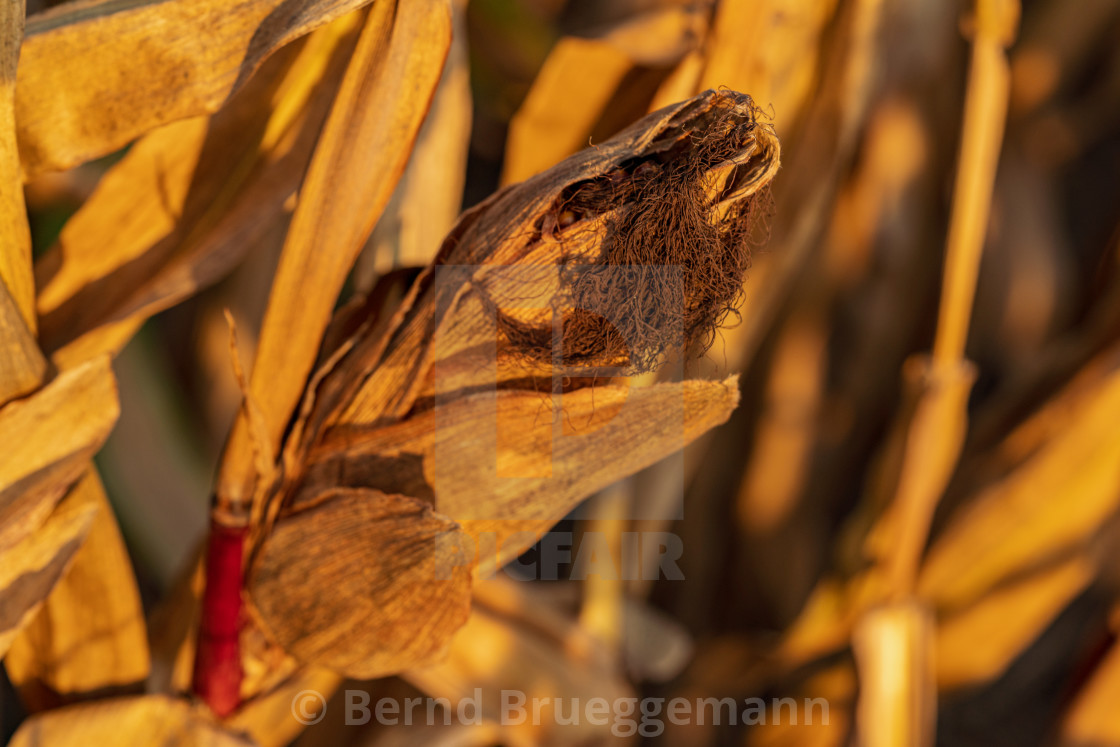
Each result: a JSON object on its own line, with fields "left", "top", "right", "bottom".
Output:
{"left": 2, "top": 0, "right": 1120, "bottom": 745}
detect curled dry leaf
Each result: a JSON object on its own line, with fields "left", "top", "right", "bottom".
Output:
{"left": 0, "top": 480, "right": 97, "bottom": 658}
{"left": 250, "top": 489, "right": 472, "bottom": 678}
{"left": 5, "top": 469, "right": 150, "bottom": 702}
{"left": 219, "top": 0, "right": 453, "bottom": 504}
{"left": 0, "top": 276, "right": 46, "bottom": 405}
{"left": 0, "top": 356, "right": 119, "bottom": 553}
{"left": 16, "top": 0, "right": 377, "bottom": 176}
{"left": 7, "top": 694, "right": 254, "bottom": 747}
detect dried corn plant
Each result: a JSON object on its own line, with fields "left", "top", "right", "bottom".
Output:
{"left": 4, "top": 0, "right": 1120, "bottom": 746}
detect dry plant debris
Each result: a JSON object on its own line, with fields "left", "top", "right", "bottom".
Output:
{"left": 3, "top": 0, "right": 1120, "bottom": 745}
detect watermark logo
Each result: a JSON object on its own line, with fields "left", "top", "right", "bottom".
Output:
{"left": 291, "top": 689, "right": 830, "bottom": 735}
{"left": 435, "top": 530, "right": 683, "bottom": 581}
{"left": 290, "top": 689, "right": 328, "bottom": 725}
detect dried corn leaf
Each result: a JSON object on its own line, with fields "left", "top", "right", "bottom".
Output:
{"left": 1, "top": 0, "right": 33, "bottom": 332}
{"left": 0, "top": 276, "right": 46, "bottom": 406}
{"left": 250, "top": 489, "right": 472, "bottom": 678}
{"left": 360, "top": 0, "right": 472, "bottom": 283}
{"left": 0, "top": 479, "right": 97, "bottom": 657}
{"left": 7, "top": 694, "right": 253, "bottom": 747}
{"left": 934, "top": 554, "right": 1093, "bottom": 689}
{"left": 502, "top": 4, "right": 708, "bottom": 185}
{"left": 1060, "top": 632, "right": 1120, "bottom": 745}
{"left": 698, "top": 0, "right": 838, "bottom": 137}
{"left": 5, "top": 469, "right": 150, "bottom": 702}
{"left": 220, "top": 0, "right": 451, "bottom": 502}
{"left": 16, "top": 0, "right": 376, "bottom": 176}
{"left": 36, "top": 13, "right": 363, "bottom": 365}
{"left": 0, "top": 356, "right": 119, "bottom": 552}
{"left": 918, "top": 355, "right": 1120, "bottom": 610}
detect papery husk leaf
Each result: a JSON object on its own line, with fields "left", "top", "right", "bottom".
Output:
{"left": 250, "top": 489, "right": 472, "bottom": 678}
{"left": 16, "top": 0, "right": 376, "bottom": 176}
{"left": 305, "top": 90, "right": 776, "bottom": 441}
{"left": 7, "top": 694, "right": 254, "bottom": 747}
{"left": 0, "top": 356, "right": 119, "bottom": 552}
{"left": 5, "top": 469, "right": 150, "bottom": 702}
{"left": 304, "top": 376, "right": 740, "bottom": 573}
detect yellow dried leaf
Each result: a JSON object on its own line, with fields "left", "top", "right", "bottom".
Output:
{"left": 5, "top": 469, "right": 150, "bottom": 700}
{"left": 0, "top": 480, "right": 97, "bottom": 657}
{"left": 0, "top": 356, "right": 119, "bottom": 552}
{"left": 1, "top": 0, "right": 33, "bottom": 332}
{"left": 699, "top": 0, "right": 838, "bottom": 138}
{"left": 219, "top": 0, "right": 452, "bottom": 505}
{"left": 7, "top": 694, "right": 253, "bottom": 747}
{"left": 502, "top": 38, "right": 639, "bottom": 185}
{"left": 918, "top": 360, "right": 1120, "bottom": 609}
{"left": 502, "top": 6, "right": 708, "bottom": 184}
{"left": 361, "top": 1, "right": 472, "bottom": 281}
{"left": 35, "top": 13, "right": 363, "bottom": 365}
{"left": 934, "top": 554, "right": 1093, "bottom": 689}
{"left": 0, "top": 275, "right": 46, "bottom": 406}
{"left": 16, "top": 0, "right": 376, "bottom": 176}
{"left": 1061, "top": 635, "right": 1120, "bottom": 744}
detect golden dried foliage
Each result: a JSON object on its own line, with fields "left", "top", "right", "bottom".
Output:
{"left": 4, "top": 0, "right": 1120, "bottom": 744}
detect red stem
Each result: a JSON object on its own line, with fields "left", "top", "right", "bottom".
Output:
{"left": 192, "top": 519, "right": 246, "bottom": 717}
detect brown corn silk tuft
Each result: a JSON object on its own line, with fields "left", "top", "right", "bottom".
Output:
{"left": 492, "top": 91, "right": 776, "bottom": 374}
